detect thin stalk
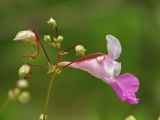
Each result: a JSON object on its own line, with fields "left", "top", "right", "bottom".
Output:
{"left": 62, "top": 52, "right": 104, "bottom": 69}
{"left": 54, "top": 26, "right": 61, "bottom": 65}
{"left": 41, "top": 75, "right": 56, "bottom": 120}
{"left": 0, "top": 98, "right": 10, "bottom": 114}
{"left": 63, "top": 44, "right": 78, "bottom": 53}
{"left": 55, "top": 26, "right": 59, "bottom": 37}
{"left": 32, "top": 30, "right": 52, "bottom": 65}
{"left": 27, "top": 63, "right": 48, "bottom": 69}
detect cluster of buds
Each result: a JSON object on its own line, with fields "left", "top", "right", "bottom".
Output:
{"left": 9, "top": 17, "right": 88, "bottom": 120}
{"left": 8, "top": 64, "right": 31, "bottom": 104}
{"left": 44, "top": 18, "right": 64, "bottom": 49}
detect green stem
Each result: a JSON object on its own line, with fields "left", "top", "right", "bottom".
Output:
{"left": 41, "top": 75, "right": 56, "bottom": 120}
{"left": 0, "top": 98, "right": 10, "bottom": 114}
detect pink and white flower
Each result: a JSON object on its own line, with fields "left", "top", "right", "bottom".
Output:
{"left": 59, "top": 35, "right": 139, "bottom": 104}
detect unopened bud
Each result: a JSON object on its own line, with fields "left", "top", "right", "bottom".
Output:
{"left": 18, "top": 91, "right": 30, "bottom": 104}
{"left": 75, "top": 45, "right": 86, "bottom": 56}
{"left": 44, "top": 35, "right": 51, "bottom": 43}
{"left": 54, "top": 35, "right": 63, "bottom": 43}
{"left": 47, "top": 18, "right": 57, "bottom": 28}
{"left": 13, "top": 30, "right": 36, "bottom": 45}
{"left": 125, "top": 115, "right": 136, "bottom": 120}
{"left": 158, "top": 115, "right": 160, "bottom": 120}
{"left": 39, "top": 114, "right": 47, "bottom": 120}
{"left": 18, "top": 64, "right": 31, "bottom": 78}
{"left": 8, "top": 88, "right": 20, "bottom": 101}
{"left": 17, "top": 79, "right": 29, "bottom": 89}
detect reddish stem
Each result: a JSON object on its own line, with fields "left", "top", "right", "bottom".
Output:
{"left": 31, "top": 29, "right": 52, "bottom": 65}
{"left": 62, "top": 52, "right": 104, "bottom": 68}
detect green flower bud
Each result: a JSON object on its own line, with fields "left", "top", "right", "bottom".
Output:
{"left": 8, "top": 88, "right": 21, "bottom": 101}
{"left": 18, "top": 64, "right": 31, "bottom": 78}
{"left": 125, "top": 115, "right": 136, "bottom": 120}
{"left": 17, "top": 79, "right": 29, "bottom": 89}
{"left": 44, "top": 35, "right": 51, "bottom": 43}
{"left": 75, "top": 45, "right": 86, "bottom": 56}
{"left": 47, "top": 18, "right": 57, "bottom": 28}
{"left": 158, "top": 115, "right": 160, "bottom": 120}
{"left": 54, "top": 35, "right": 63, "bottom": 43}
{"left": 18, "top": 91, "right": 30, "bottom": 104}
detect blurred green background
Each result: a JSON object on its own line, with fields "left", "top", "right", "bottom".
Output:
{"left": 0, "top": 0, "right": 160, "bottom": 120}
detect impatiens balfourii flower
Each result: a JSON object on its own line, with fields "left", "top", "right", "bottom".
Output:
{"left": 13, "top": 30, "right": 39, "bottom": 59}
{"left": 59, "top": 35, "right": 139, "bottom": 104}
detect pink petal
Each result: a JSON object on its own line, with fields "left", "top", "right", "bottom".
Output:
{"left": 59, "top": 55, "right": 121, "bottom": 83}
{"left": 106, "top": 35, "right": 122, "bottom": 60}
{"left": 109, "top": 73, "right": 139, "bottom": 104}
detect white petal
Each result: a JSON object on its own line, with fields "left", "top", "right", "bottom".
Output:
{"left": 13, "top": 30, "right": 36, "bottom": 45}
{"left": 106, "top": 35, "right": 122, "bottom": 60}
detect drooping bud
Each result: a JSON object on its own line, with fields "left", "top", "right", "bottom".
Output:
{"left": 8, "top": 88, "right": 21, "bottom": 101}
{"left": 75, "top": 45, "right": 86, "bottom": 56}
{"left": 13, "top": 30, "right": 39, "bottom": 59}
{"left": 17, "top": 79, "right": 29, "bottom": 89}
{"left": 18, "top": 91, "right": 31, "bottom": 104}
{"left": 44, "top": 35, "right": 51, "bottom": 43}
{"left": 47, "top": 18, "right": 57, "bottom": 28}
{"left": 125, "top": 115, "right": 136, "bottom": 120}
{"left": 13, "top": 30, "right": 37, "bottom": 45}
{"left": 18, "top": 64, "right": 31, "bottom": 79}
{"left": 54, "top": 35, "right": 63, "bottom": 43}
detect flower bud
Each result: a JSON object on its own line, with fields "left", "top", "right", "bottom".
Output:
{"left": 75, "top": 45, "right": 86, "bottom": 56}
{"left": 54, "top": 35, "right": 63, "bottom": 43}
{"left": 14, "top": 30, "right": 39, "bottom": 59}
{"left": 13, "top": 30, "right": 37, "bottom": 45}
{"left": 47, "top": 18, "right": 57, "bottom": 28}
{"left": 18, "top": 91, "right": 30, "bottom": 104}
{"left": 8, "top": 88, "right": 20, "bottom": 101}
{"left": 158, "top": 115, "right": 160, "bottom": 120}
{"left": 125, "top": 115, "right": 136, "bottom": 120}
{"left": 17, "top": 79, "right": 29, "bottom": 89}
{"left": 18, "top": 64, "right": 31, "bottom": 79}
{"left": 39, "top": 114, "right": 47, "bottom": 120}
{"left": 44, "top": 35, "right": 51, "bottom": 43}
